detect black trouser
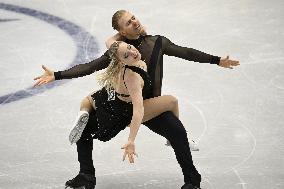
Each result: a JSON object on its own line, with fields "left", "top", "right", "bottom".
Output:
{"left": 76, "top": 109, "right": 201, "bottom": 186}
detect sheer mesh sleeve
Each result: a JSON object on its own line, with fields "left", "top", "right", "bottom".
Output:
{"left": 161, "top": 36, "right": 220, "bottom": 64}
{"left": 54, "top": 51, "right": 110, "bottom": 80}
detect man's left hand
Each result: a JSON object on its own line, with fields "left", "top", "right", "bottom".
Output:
{"left": 219, "top": 55, "right": 240, "bottom": 69}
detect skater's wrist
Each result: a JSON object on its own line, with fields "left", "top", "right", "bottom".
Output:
{"left": 210, "top": 55, "right": 221, "bottom": 65}
{"left": 54, "top": 71, "right": 61, "bottom": 80}
{"left": 128, "top": 137, "right": 135, "bottom": 143}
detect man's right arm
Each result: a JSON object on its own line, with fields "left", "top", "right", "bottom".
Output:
{"left": 54, "top": 51, "right": 110, "bottom": 80}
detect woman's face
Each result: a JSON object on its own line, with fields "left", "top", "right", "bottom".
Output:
{"left": 117, "top": 42, "right": 141, "bottom": 65}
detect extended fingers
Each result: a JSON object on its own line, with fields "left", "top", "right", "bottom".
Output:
{"left": 222, "top": 60, "right": 239, "bottom": 69}
{"left": 228, "top": 60, "right": 239, "bottom": 69}
{"left": 33, "top": 79, "right": 42, "bottom": 87}
{"left": 42, "top": 65, "right": 48, "bottom": 71}
{"left": 34, "top": 79, "right": 48, "bottom": 87}
{"left": 231, "top": 60, "right": 240, "bottom": 66}
{"left": 128, "top": 154, "right": 133, "bottom": 163}
{"left": 123, "top": 152, "right": 134, "bottom": 163}
{"left": 38, "top": 80, "right": 47, "bottom": 86}
{"left": 128, "top": 153, "right": 135, "bottom": 163}
{"left": 122, "top": 151, "right": 137, "bottom": 163}
{"left": 33, "top": 75, "right": 42, "bottom": 80}
{"left": 123, "top": 151, "right": 127, "bottom": 161}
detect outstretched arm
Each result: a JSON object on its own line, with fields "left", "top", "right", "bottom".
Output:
{"left": 121, "top": 70, "right": 144, "bottom": 163}
{"left": 162, "top": 36, "right": 239, "bottom": 68}
{"left": 33, "top": 52, "right": 111, "bottom": 86}
{"left": 162, "top": 36, "right": 221, "bottom": 64}
{"left": 54, "top": 51, "right": 111, "bottom": 80}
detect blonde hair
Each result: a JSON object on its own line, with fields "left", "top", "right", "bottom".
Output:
{"left": 112, "top": 10, "right": 127, "bottom": 31}
{"left": 97, "top": 41, "right": 122, "bottom": 91}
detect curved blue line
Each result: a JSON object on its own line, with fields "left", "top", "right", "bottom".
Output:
{"left": 0, "top": 3, "right": 99, "bottom": 104}
{"left": 0, "top": 18, "right": 20, "bottom": 22}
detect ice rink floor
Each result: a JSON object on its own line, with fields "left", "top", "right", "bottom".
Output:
{"left": 0, "top": 0, "right": 283, "bottom": 188}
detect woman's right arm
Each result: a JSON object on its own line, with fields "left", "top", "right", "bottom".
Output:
{"left": 121, "top": 70, "right": 144, "bottom": 163}
{"left": 125, "top": 72, "right": 144, "bottom": 143}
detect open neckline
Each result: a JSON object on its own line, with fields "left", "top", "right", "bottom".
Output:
{"left": 123, "top": 64, "right": 147, "bottom": 73}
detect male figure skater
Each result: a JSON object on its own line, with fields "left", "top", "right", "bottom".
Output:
{"left": 38, "top": 10, "right": 239, "bottom": 189}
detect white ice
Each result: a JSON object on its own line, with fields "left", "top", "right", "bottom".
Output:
{"left": 0, "top": 0, "right": 283, "bottom": 188}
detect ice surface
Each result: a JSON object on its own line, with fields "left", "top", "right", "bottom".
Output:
{"left": 0, "top": 0, "right": 283, "bottom": 188}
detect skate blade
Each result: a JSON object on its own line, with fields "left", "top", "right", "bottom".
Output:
{"left": 65, "top": 186, "right": 86, "bottom": 189}
{"left": 69, "top": 129, "right": 80, "bottom": 145}
{"left": 69, "top": 114, "right": 89, "bottom": 144}
{"left": 165, "top": 141, "right": 200, "bottom": 151}
{"left": 189, "top": 141, "right": 200, "bottom": 151}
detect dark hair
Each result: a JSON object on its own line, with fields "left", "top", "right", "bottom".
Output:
{"left": 112, "top": 10, "right": 127, "bottom": 31}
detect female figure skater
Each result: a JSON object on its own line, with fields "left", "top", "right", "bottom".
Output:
{"left": 34, "top": 40, "right": 183, "bottom": 163}
{"left": 67, "top": 37, "right": 197, "bottom": 150}
{"left": 68, "top": 40, "right": 182, "bottom": 149}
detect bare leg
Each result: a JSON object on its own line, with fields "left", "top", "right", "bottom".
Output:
{"left": 142, "top": 95, "right": 179, "bottom": 122}
{"left": 81, "top": 90, "right": 97, "bottom": 112}
{"left": 142, "top": 95, "right": 199, "bottom": 151}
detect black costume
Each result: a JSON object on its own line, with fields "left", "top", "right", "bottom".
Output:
{"left": 55, "top": 35, "right": 220, "bottom": 187}
{"left": 90, "top": 65, "right": 152, "bottom": 142}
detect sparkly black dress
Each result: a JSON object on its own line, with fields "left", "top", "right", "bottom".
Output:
{"left": 90, "top": 65, "right": 152, "bottom": 142}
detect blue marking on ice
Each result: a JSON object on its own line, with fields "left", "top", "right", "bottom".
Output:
{"left": 0, "top": 3, "right": 99, "bottom": 104}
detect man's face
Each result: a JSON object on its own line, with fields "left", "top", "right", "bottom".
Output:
{"left": 118, "top": 12, "right": 142, "bottom": 39}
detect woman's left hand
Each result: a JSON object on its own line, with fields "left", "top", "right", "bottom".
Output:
{"left": 121, "top": 140, "right": 138, "bottom": 163}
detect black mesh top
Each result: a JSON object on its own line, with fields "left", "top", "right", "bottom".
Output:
{"left": 54, "top": 35, "right": 220, "bottom": 98}
{"left": 121, "top": 65, "right": 152, "bottom": 99}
